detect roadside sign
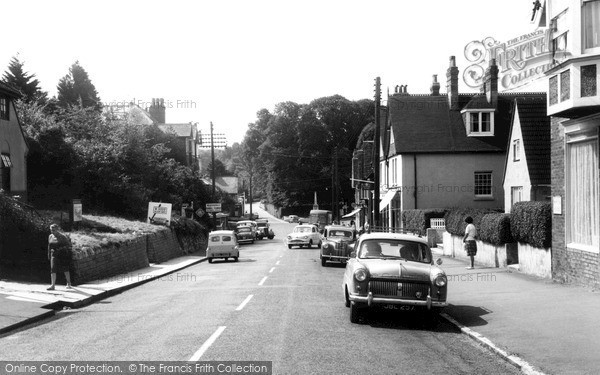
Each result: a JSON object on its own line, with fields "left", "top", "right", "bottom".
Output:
{"left": 206, "top": 203, "right": 222, "bottom": 213}
{"left": 147, "top": 202, "right": 172, "bottom": 226}
{"left": 195, "top": 208, "right": 205, "bottom": 217}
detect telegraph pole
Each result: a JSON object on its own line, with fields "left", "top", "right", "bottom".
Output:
{"left": 210, "top": 121, "right": 216, "bottom": 198}
{"left": 373, "top": 77, "right": 381, "bottom": 227}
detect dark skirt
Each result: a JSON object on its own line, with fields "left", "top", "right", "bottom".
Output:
{"left": 464, "top": 240, "right": 477, "bottom": 256}
{"left": 50, "top": 249, "right": 70, "bottom": 273}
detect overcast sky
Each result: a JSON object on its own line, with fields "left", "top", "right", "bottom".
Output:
{"left": 2, "top": 0, "right": 541, "bottom": 145}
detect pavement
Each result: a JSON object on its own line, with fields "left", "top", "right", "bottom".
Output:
{"left": 2, "top": 232, "right": 600, "bottom": 375}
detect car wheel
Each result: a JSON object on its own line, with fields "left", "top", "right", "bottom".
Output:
{"left": 224, "top": 257, "right": 228, "bottom": 262}
{"left": 208, "top": 258, "right": 213, "bottom": 264}
{"left": 308, "top": 241, "right": 312, "bottom": 249}
{"left": 350, "top": 302, "right": 366, "bottom": 324}
{"left": 288, "top": 244, "right": 292, "bottom": 249}
{"left": 321, "top": 257, "right": 327, "bottom": 267}
{"left": 251, "top": 239, "right": 255, "bottom": 244}
{"left": 317, "top": 240, "right": 322, "bottom": 249}
{"left": 234, "top": 257, "right": 239, "bottom": 262}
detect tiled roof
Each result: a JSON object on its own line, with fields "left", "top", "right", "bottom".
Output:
{"left": 104, "top": 103, "right": 155, "bottom": 125}
{"left": 514, "top": 96, "right": 550, "bottom": 185}
{"left": 387, "top": 92, "right": 545, "bottom": 153}
{"left": 0, "top": 81, "right": 22, "bottom": 98}
{"left": 158, "top": 123, "right": 196, "bottom": 138}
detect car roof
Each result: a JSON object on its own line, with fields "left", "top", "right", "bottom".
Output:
{"left": 325, "top": 225, "right": 353, "bottom": 230}
{"left": 237, "top": 220, "right": 256, "bottom": 224}
{"left": 358, "top": 232, "right": 427, "bottom": 244}
{"left": 295, "top": 224, "right": 314, "bottom": 228}
{"left": 209, "top": 230, "right": 236, "bottom": 235}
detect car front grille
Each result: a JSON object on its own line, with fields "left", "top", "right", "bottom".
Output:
{"left": 369, "top": 280, "right": 429, "bottom": 299}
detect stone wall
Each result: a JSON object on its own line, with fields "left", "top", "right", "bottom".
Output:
{"left": 146, "top": 229, "right": 183, "bottom": 263}
{"left": 518, "top": 242, "right": 552, "bottom": 279}
{"left": 442, "top": 232, "right": 508, "bottom": 268}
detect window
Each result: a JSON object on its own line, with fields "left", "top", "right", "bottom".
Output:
{"left": 0, "top": 97, "right": 8, "bottom": 120}
{"left": 466, "top": 111, "right": 494, "bottom": 136}
{"left": 513, "top": 139, "right": 521, "bottom": 161}
{"left": 549, "top": 75, "right": 559, "bottom": 105}
{"left": 583, "top": 0, "right": 600, "bottom": 50}
{"left": 560, "top": 70, "right": 570, "bottom": 102}
{"left": 0, "top": 153, "right": 11, "bottom": 192}
{"left": 581, "top": 64, "right": 597, "bottom": 97}
{"left": 511, "top": 186, "right": 523, "bottom": 208}
{"left": 567, "top": 137, "right": 599, "bottom": 248}
{"left": 474, "top": 171, "right": 493, "bottom": 198}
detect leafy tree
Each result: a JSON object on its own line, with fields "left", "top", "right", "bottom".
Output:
{"left": 2, "top": 55, "right": 47, "bottom": 103}
{"left": 57, "top": 61, "right": 101, "bottom": 110}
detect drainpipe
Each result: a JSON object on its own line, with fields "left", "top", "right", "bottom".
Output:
{"left": 414, "top": 154, "right": 417, "bottom": 209}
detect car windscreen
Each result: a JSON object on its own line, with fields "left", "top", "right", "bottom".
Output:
{"left": 294, "top": 227, "right": 312, "bottom": 233}
{"left": 329, "top": 230, "right": 353, "bottom": 238}
{"left": 238, "top": 227, "right": 251, "bottom": 232}
{"left": 358, "top": 239, "right": 431, "bottom": 263}
{"left": 257, "top": 223, "right": 267, "bottom": 227}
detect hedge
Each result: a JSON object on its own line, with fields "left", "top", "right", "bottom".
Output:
{"left": 444, "top": 208, "right": 492, "bottom": 237}
{"left": 479, "top": 213, "right": 513, "bottom": 245}
{"left": 510, "top": 201, "right": 552, "bottom": 248}
{"left": 402, "top": 209, "right": 447, "bottom": 234}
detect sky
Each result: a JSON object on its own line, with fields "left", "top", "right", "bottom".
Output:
{"left": 2, "top": 0, "right": 542, "bottom": 145}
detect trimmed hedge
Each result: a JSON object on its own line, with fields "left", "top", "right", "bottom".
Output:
{"left": 444, "top": 208, "right": 491, "bottom": 237}
{"left": 479, "top": 213, "right": 513, "bottom": 246}
{"left": 402, "top": 209, "right": 447, "bottom": 234}
{"left": 510, "top": 201, "right": 552, "bottom": 248}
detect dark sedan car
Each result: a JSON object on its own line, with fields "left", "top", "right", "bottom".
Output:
{"left": 320, "top": 225, "right": 357, "bottom": 266}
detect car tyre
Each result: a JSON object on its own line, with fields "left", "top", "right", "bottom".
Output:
{"left": 208, "top": 258, "right": 213, "bottom": 264}
{"left": 344, "top": 287, "right": 351, "bottom": 308}
{"left": 287, "top": 244, "right": 292, "bottom": 249}
{"left": 234, "top": 257, "right": 239, "bottom": 262}
{"left": 308, "top": 241, "right": 312, "bottom": 249}
{"left": 317, "top": 240, "right": 322, "bottom": 249}
{"left": 350, "top": 302, "right": 366, "bottom": 324}
{"left": 321, "top": 257, "right": 327, "bottom": 267}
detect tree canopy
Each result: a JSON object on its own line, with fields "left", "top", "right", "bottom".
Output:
{"left": 1, "top": 55, "right": 47, "bottom": 103}
{"left": 57, "top": 61, "right": 101, "bottom": 110}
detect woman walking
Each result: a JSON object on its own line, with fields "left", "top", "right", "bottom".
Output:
{"left": 462, "top": 216, "right": 477, "bottom": 269}
{"left": 47, "top": 224, "right": 73, "bottom": 290}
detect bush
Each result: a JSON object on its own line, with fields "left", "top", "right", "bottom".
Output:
{"left": 444, "top": 208, "right": 493, "bottom": 237}
{"left": 402, "top": 209, "right": 447, "bottom": 234}
{"left": 171, "top": 215, "right": 209, "bottom": 237}
{"left": 479, "top": 213, "right": 513, "bottom": 245}
{"left": 510, "top": 201, "right": 552, "bottom": 248}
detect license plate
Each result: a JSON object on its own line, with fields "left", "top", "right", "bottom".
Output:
{"left": 383, "top": 304, "right": 399, "bottom": 310}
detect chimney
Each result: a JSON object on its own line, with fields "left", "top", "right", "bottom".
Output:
{"left": 148, "top": 97, "right": 166, "bottom": 124}
{"left": 446, "top": 56, "right": 459, "bottom": 110}
{"left": 430, "top": 74, "right": 440, "bottom": 96}
{"left": 484, "top": 59, "right": 499, "bottom": 107}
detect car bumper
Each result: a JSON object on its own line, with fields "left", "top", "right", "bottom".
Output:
{"left": 288, "top": 240, "right": 309, "bottom": 245}
{"left": 237, "top": 237, "right": 253, "bottom": 243}
{"left": 321, "top": 254, "right": 349, "bottom": 262}
{"left": 208, "top": 252, "right": 239, "bottom": 258}
{"left": 349, "top": 292, "right": 448, "bottom": 309}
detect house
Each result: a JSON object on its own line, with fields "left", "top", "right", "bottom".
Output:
{"left": 378, "top": 57, "right": 546, "bottom": 229}
{"left": 502, "top": 96, "right": 551, "bottom": 212}
{"left": 148, "top": 98, "right": 199, "bottom": 169}
{"left": 0, "top": 82, "right": 29, "bottom": 200}
{"left": 543, "top": 0, "right": 600, "bottom": 286}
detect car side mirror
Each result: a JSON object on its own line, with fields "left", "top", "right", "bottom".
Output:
{"left": 436, "top": 258, "right": 443, "bottom": 265}
{"left": 350, "top": 251, "right": 356, "bottom": 258}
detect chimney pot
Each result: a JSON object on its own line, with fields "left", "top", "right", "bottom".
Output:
{"left": 430, "top": 74, "right": 441, "bottom": 96}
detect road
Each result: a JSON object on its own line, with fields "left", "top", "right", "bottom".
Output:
{"left": 0, "top": 206, "right": 518, "bottom": 374}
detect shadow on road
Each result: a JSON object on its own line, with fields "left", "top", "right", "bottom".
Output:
{"left": 443, "top": 304, "right": 491, "bottom": 327}
{"left": 363, "top": 309, "right": 462, "bottom": 333}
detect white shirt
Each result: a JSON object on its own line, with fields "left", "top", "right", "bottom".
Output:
{"left": 465, "top": 223, "right": 477, "bottom": 241}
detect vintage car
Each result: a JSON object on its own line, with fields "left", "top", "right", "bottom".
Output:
{"left": 255, "top": 218, "right": 275, "bottom": 240}
{"left": 286, "top": 224, "right": 322, "bottom": 249}
{"left": 236, "top": 220, "right": 258, "bottom": 240}
{"left": 207, "top": 230, "right": 239, "bottom": 263}
{"left": 320, "top": 225, "right": 357, "bottom": 266}
{"left": 286, "top": 215, "right": 299, "bottom": 223}
{"left": 342, "top": 232, "right": 448, "bottom": 323}
{"left": 235, "top": 225, "right": 255, "bottom": 244}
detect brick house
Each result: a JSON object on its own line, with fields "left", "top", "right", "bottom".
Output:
{"left": 0, "top": 82, "right": 29, "bottom": 200}
{"left": 544, "top": 0, "right": 600, "bottom": 286}
{"left": 378, "top": 57, "right": 546, "bottom": 229}
{"left": 502, "top": 96, "right": 551, "bottom": 212}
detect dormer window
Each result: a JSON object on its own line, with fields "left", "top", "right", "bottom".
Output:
{"left": 464, "top": 110, "right": 494, "bottom": 136}
{"left": 0, "top": 97, "right": 8, "bottom": 121}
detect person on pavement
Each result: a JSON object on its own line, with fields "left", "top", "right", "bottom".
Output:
{"left": 47, "top": 224, "right": 73, "bottom": 290}
{"left": 462, "top": 216, "right": 478, "bottom": 269}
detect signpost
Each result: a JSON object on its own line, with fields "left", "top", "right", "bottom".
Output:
{"left": 147, "top": 202, "right": 172, "bottom": 226}
{"left": 206, "top": 203, "right": 222, "bottom": 213}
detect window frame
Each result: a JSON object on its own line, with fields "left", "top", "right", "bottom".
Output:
{"left": 513, "top": 139, "right": 521, "bottom": 161}
{"left": 0, "top": 97, "right": 9, "bottom": 121}
{"left": 474, "top": 171, "right": 493, "bottom": 199}
{"left": 464, "top": 110, "right": 495, "bottom": 136}
{"left": 582, "top": 0, "right": 600, "bottom": 53}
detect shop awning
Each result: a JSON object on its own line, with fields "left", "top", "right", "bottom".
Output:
{"left": 379, "top": 190, "right": 397, "bottom": 211}
{"left": 342, "top": 207, "right": 362, "bottom": 218}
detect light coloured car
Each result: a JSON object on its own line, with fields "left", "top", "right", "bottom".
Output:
{"left": 320, "top": 225, "right": 357, "bottom": 266}
{"left": 286, "top": 224, "right": 322, "bottom": 249}
{"left": 286, "top": 215, "right": 299, "bottom": 223}
{"left": 207, "top": 230, "right": 239, "bottom": 263}
{"left": 343, "top": 232, "right": 448, "bottom": 323}
{"left": 237, "top": 220, "right": 258, "bottom": 240}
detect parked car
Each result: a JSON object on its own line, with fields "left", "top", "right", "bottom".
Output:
{"left": 236, "top": 220, "right": 258, "bottom": 240}
{"left": 235, "top": 226, "right": 255, "bottom": 244}
{"left": 320, "top": 225, "right": 357, "bottom": 266}
{"left": 256, "top": 219, "right": 275, "bottom": 240}
{"left": 286, "top": 215, "right": 299, "bottom": 223}
{"left": 342, "top": 232, "right": 448, "bottom": 323}
{"left": 207, "top": 230, "right": 239, "bottom": 263}
{"left": 286, "top": 224, "right": 322, "bottom": 249}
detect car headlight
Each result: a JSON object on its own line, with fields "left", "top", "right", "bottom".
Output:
{"left": 323, "top": 243, "right": 329, "bottom": 249}
{"left": 287, "top": 236, "right": 292, "bottom": 240}
{"left": 434, "top": 274, "right": 447, "bottom": 287}
{"left": 303, "top": 235, "right": 308, "bottom": 239}
{"left": 354, "top": 268, "right": 368, "bottom": 282}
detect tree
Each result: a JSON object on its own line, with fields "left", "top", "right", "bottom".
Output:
{"left": 57, "top": 61, "right": 101, "bottom": 110}
{"left": 2, "top": 55, "right": 47, "bottom": 103}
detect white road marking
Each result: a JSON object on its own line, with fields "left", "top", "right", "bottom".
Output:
{"left": 236, "top": 294, "right": 254, "bottom": 311}
{"left": 258, "top": 276, "right": 268, "bottom": 286}
{"left": 269, "top": 267, "right": 275, "bottom": 273}
{"left": 275, "top": 261, "right": 280, "bottom": 265}
{"left": 189, "top": 326, "right": 226, "bottom": 361}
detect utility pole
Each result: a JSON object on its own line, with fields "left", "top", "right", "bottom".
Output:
{"left": 210, "top": 121, "right": 216, "bottom": 198}
{"left": 373, "top": 77, "right": 381, "bottom": 227}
